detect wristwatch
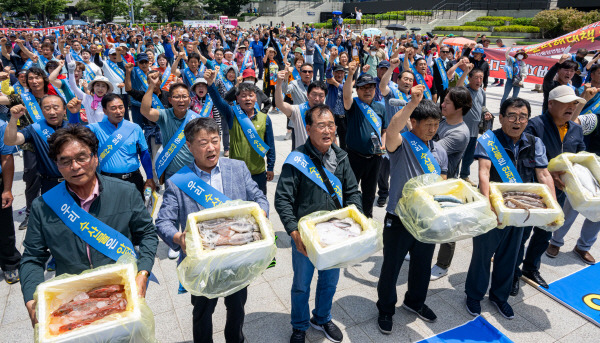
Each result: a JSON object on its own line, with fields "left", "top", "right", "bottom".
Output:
{"left": 137, "top": 270, "right": 150, "bottom": 277}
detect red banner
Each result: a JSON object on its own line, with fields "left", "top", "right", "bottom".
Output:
{"left": 0, "top": 26, "right": 65, "bottom": 35}
{"left": 483, "top": 48, "right": 558, "bottom": 85}
{"left": 524, "top": 21, "right": 600, "bottom": 57}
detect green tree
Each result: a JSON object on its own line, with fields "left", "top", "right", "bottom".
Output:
{"left": 76, "top": 0, "right": 128, "bottom": 22}
{"left": 532, "top": 10, "right": 560, "bottom": 38}
{"left": 204, "top": 0, "right": 250, "bottom": 17}
{"left": 125, "top": 0, "right": 149, "bottom": 23}
{"left": 149, "top": 0, "right": 192, "bottom": 22}
{"left": 0, "top": 0, "right": 41, "bottom": 23}
{"left": 39, "top": 0, "right": 69, "bottom": 25}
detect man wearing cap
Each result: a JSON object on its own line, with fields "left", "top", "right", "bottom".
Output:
{"left": 313, "top": 36, "right": 327, "bottom": 81}
{"left": 542, "top": 53, "right": 580, "bottom": 113}
{"left": 275, "top": 68, "right": 328, "bottom": 149}
{"left": 343, "top": 61, "right": 387, "bottom": 218}
{"left": 121, "top": 52, "right": 153, "bottom": 127}
{"left": 93, "top": 45, "right": 127, "bottom": 100}
{"left": 512, "top": 85, "right": 586, "bottom": 294}
{"left": 467, "top": 45, "right": 489, "bottom": 90}
{"left": 1, "top": 37, "right": 35, "bottom": 73}
{"left": 152, "top": 35, "right": 165, "bottom": 55}
{"left": 325, "top": 64, "right": 348, "bottom": 149}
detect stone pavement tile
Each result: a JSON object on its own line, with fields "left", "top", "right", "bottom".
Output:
{"left": 436, "top": 287, "right": 499, "bottom": 318}
{"left": 268, "top": 274, "right": 293, "bottom": 310}
{"left": 262, "top": 245, "right": 294, "bottom": 282}
{"left": 414, "top": 293, "right": 473, "bottom": 337}
{"left": 512, "top": 292, "right": 588, "bottom": 340}
{"left": 0, "top": 296, "right": 6, "bottom": 324}
{"left": 154, "top": 310, "right": 185, "bottom": 343}
{"left": 483, "top": 312, "right": 555, "bottom": 343}
{"left": 1, "top": 291, "right": 30, "bottom": 326}
{"left": 346, "top": 253, "right": 383, "bottom": 284}
{"left": 308, "top": 323, "right": 374, "bottom": 343}
{"left": 245, "top": 281, "right": 287, "bottom": 324}
{"left": 146, "top": 281, "right": 175, "bottom": 315}
{"left": 333, "top": 283, "right": 381, "bottom": 325}
{"left": 558, "top": 322, "right": 600, "bottom": 342}
{"left": 0, "top": 319, "right": 34, "bottom": 342}
{"left": 304, "top": 302, "right": 355, "bottom": 343}
{"left": 0, "top": 277, "right": 12, "bottom": 298}
{"left": 174, "top": 305, "right": 194, "bottom": 342}
{"left": 357, "top": 311, "right": 427, "bottom": 343}
{"left": 242, "top": 311, "right": 290, "bottom": 343}
{"left": 337, "top": 266, "right": 375, "bottom": 292}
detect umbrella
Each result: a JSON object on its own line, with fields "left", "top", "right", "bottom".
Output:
{"left": 63, "top": 20, "right": 88, "bottom": 26}
{"left": 385, "top": 24, "right": 407, "bottom": 31}
{"left": 442, "top": 37, "right": 476, "bottom": 47}
{"left": 361, "top": 28, "right": 382, "bottom": 37}
{"left": 410, "top": 27, "right": 421, "bottom": 31}
{"left": 225, "top": 25, "right": 235, "bottom": 29}
{"left": 333, "top": 11, "right": 342, "bottom": 15}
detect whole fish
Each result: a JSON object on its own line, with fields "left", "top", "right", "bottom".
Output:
{"left": 198, "top": 216, "right": 261, "bottom": 249}
{"left": 434, "top": 195, "right": 464, "bottom": 209}
{"left": 315, "top": 217, "right": 362, "bottom": 247}
{"left": 503, "top": 191, "right": 547, "bottom": 223}
{"left": 572, "top": 163, "right": 600, "bottom": 197}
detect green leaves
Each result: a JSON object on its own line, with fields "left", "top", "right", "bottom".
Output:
{"left": 203, "top": 0, "right": 250, "bottom": 18}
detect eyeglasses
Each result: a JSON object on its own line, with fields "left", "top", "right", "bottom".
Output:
{"left": 171, "top": 95, "right": 190, "bottom": 100}
{"left": 314, "top": 123, "right": 336, "bottom": 131}
{"left": 505, "top": 114, "right": 529, "bottom": 123}
{"left": 440, "top": 51, "right": 450, "bottom": 53}
{"left": 56, "top": 153, "right": 93, "bottom": 168}
{"left": 300, "top": 70, "right": 313, "bottom": 74}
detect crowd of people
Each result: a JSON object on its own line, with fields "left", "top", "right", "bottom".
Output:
{"left": 0, "top": 21, "right": 599, "bottom": 343}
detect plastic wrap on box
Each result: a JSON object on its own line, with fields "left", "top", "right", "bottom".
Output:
{"left": 489, "top": 182, "right": 564, "bottom": 230}
{"left": 395, "top": 174, "right": 498, "bottom": 243}
{"left": 297, "top": 205, "right": 382, "bottom": 270}
{"left": 548, "top": 152, "right": 600, "bottom": 222}
{"left": 35, "top": 256, "right": 157, "bottom": 343}
{"left": 177, "top": 200, "right": 276, "bottom": 298}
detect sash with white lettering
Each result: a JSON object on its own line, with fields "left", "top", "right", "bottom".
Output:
{"left": 71, "top": 50, "right": 96, "bottom": 81}
{"left": 292, "top": 68, "right": 300, "bottom": 80}
{"left": 354, "top": 97, "right": 382, "bottom": 142}
{"left": 98, "top": 120, "right": 137, "bottom": 169}
{"left": 477, "top": 130, "right": 523, "bottom": 183}
{"left": 23, "top": 59, "right": 33, "bottom": 70}
{"left": 106, "top": 59, "right": 125, "bottom": 81}
{"left": 241, "top": 51, "right": 251, "bottom": 72}
{"left": 454, "top": 67, "right": 469, "bottom": 86}
{"left": 582, "top": 92, "right": 600, "bottom": 115}
{"left": 196, "top": 95, "right": 213, "bottom": 118}
{"left": 183, "top": 67, "right": 197, "bottom": 86}
{"left": 299, "top": 101, "right": 309, "bottom": 127}
{"left": 42, "top": 182, "right": 157, "bottom": 282}
{"left": 160, "top": 66, "right": 171, "bottom": 89}
{"left": 134, "top": 67, "right": 165, "bottom": 110}
{"left": 401, "top": 131, "right": 441, "bottom": 175}
{"left": 284, "top": 151, "right": 343, "bottom": 205}
{"left": 410, "top": 66, "right": 432, "bottom": 100}
{"left": 155, "top": 110, "right": 201, "bottom": 178}
{"left": 232, "top": 105, "right": 269, "bottom": 157}
{"left": 38, "top": 54, "right": 49, "bottom": 69}
{"left": 169, "top": 165, "right": 231, "bottom": 208}
{"left": 21, "top": 91, "right": 44, "bottom": 122}
{"left": 435, "top": 58, "right": 449, "bottom": 90}
{"left": 31, "top": 120, "right": 55, "bottom": 146}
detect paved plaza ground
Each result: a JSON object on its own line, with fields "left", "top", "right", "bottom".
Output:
{"left": 0, "top": 84, "right": 599, "bottom": 342}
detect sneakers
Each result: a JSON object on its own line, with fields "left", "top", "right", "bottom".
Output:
{"left": 573, "top": 247, "right": 596, "bottom": 265}
{"left": 490, "top": 299, "right": 515, "bottom": 319}
{"left": 402, "top": 303, "right": 437, "bottom": 322}
{"left": 309, "top": 318, "right": 343, "bottom": 342}
{"left": 289, "top": 329, "right": 306, "bottom": 343}
{"left": 461, "top": 177, "right": 477, "bottom": 187}
{"left": 545, "top": 244, "right": 560, "bottom": 258}
{"left": 430, "top": 265, "right": 448, "bottom": 281}
{"left": 404, "top": 253, "right": 410, "bottom": 261}
{"left": 377, "top": 314, "right": 393, "bottom": 334}
{"left": 465, "top": 297, "right": 481, "bottom": 316}
{"left": 3, "top": 270, "right": 19, "bottom": 284}
{"left": 268, "top": 257, "right": 277, "bottom": 269}
{"left": 168, "top": 248, "right": 180, "bottom": 260}
{"left": 376, "top": 196, "right": 387, "bottom": 208}
{"left": 224, "top": 150, "right": 230, "bottom": 157}
{"left": 19, "top": 215, "right": 29, "bottom": 230}
{"left": 46, "top": 258, "right": 56, "bottom": 272}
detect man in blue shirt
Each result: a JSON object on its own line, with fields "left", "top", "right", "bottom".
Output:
{"left": 0, "top": 119, "right": 21, "bottom": 284}
{"left": 250, "top": 33, "right": 265, "bottom": 79}
{"left": 88, "top": 93, "right": 155, "bottom": 197}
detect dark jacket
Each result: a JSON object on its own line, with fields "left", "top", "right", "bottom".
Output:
{"left": 275, "top": 140, "right": 363, "bottom": 235}
{"left": 525, "top": 111, "right": 585, "bottom": 160}
{"left": 20, "top": 174, "right": 159, "bottom": 303}
{"left": 489, "top": 129, "right": 537, "bottom": 184}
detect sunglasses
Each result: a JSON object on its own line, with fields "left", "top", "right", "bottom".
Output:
{"left": 300, "top": 69, "right": 313, "bottom": 74}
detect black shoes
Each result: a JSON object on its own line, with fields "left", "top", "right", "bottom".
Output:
{"left": 490, "top": 299, "right": 515, "bottom": 319}
{"left": 402, "top": 303, "right": 437, "bottom": 322}
{"left": 310, "top": 318, "right": 343, "bottom": 342}
{"left": 290, "top": 329, "right": 306, "bottom": 343}
{"left": 465, "top": 296, "right": 481, "bottom": 316}
{"left": 510, "top": 276, "right": 520, "bottom": 296}
{"left": 377, "top": 314, "right": 393, "bottom": 334}
{"left": 376, "top": 196, "right": 387, "bottom": 207}
{"left": 522, "top": 270, "right": 549, "bottom": 288}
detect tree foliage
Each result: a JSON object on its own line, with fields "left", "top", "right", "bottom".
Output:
{"left": 0, "top": 0, "right": 67, "bottom": 24}
{"left": 204, "top": 0, "right": 250, "bottom": 17}
{"left": 149, "top": 0, "right": 193, "bottom": 22}
{"left": 76, "top": 0, "right": 128, "bottom": 22}
{"left": 533, "top": 8, "right": 600, "bottom": 38}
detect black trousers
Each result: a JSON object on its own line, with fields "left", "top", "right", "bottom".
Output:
{"left": 347, "top": 149, "right": 381, "bottom": 218}
{"left": 191, "top": 288, "right": 247, "bottom": 343}
{"left": 0, "top": 180, "right": 21, "bottom": 272}
{"left": 251, "top": 172, "right": 267, "bottom": 196}
{"left": 376, "top": 213, "right": 435, "bottom": 315}
{"left": 23, "top": 150, "right": 41, "bottom": 214}
{"left": 377, "top": 154, "right": 390, "bottom": 199}
{"left": 101, "top": 170, "right": 145, "bottom": 199}
{"left": 40, "top": 177, "right": 62, "bottom": 194}
{"left": 514, "top": 226, "right": 552, "bottom": 277}
{"left": 466, "top": 226, "right": 524, "bottom": 303}
{"left": 334, "top": 115, "right": 347, "bottom": 150}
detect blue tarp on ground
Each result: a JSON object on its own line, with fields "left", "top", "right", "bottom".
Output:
{"left": 417, "top": 316, "right": 513, "bottom": 343}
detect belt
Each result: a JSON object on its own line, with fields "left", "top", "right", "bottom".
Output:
{"left": 101, "top": 170, "right": 140, "bottom": 180}
{"left": 41, "top": 174, "right": 65, "bottom": 183}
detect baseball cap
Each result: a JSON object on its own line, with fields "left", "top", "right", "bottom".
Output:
{"left": 377, "top": 60, "right": 390, "bottom": 69}
{"left": 333, "top": 64, "right": 346, "bottom": 72}
{"left": 355, "top": 74, "right": 377, "bottom": 87}
{"left": 191, "top": 78, "right": 208, "bottom": 91}
{"left": 242, "top": 68, "right": 256, "bottom": 80}
{"left": 294, "top": 47, "right": 303, "bottom": 54}
{"left": 108, "top": 48, "right": 117, "bottom": 55}
{"left": 136, "top": 53, "right": 149, "bottom": 62}
{"left": 548, "top": 85, "right": 586, "bottom": 104}
{"left": 473, "top": 47, "right": 485, "bottom": 54}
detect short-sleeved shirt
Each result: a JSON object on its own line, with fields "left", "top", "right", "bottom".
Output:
{"left": 89, "top": 117, "right": 148, "bottom": 174}
{"left": 290, "top": 105, "right": 309, "bottom": 148}
{"left": 435, "top": 119, "right": 470, "bottom": 178}
{"left": 0, "top": 120, "right": 17, "bottom": 175}
{"left": 156, "top": 108, "right": 195, "bottom": 179}
{"left": 464, "top": 86, "right": 485, "bottom": 137}
{"left": 474, "top": 131, "right": 549, "bottom": 168}
{"left": 386, "top": 137, "right": 448, "bottom": 214}
{"left": 21, "top": 121, "right": 69, "bottom": 177}
{"left": 345, "top": 99, "right": 387, "bottom": 155}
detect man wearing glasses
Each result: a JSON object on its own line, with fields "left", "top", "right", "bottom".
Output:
{"left": 283, "top": 63, "right": 313, "bottom": 106}
{"left": 433, "top": 46, "right": 456, "bottom": 105}
{"left": 343, "top": 62, "right": 387, "bottom": 218}
{"left": 465, "top": 97, "right": 556, "bottom": 320}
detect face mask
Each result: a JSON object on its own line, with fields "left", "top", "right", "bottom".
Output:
{"left": 243, "top": 80, "right": 255, "bottom": 84}
{"left": 517, "top": 55, "right": 523, "bottom": 60}
{"left": 371, "top": 52, "right": 376, "bottom": 56}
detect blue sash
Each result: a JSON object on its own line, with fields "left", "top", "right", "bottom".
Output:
{"left": 504, "top": 56, "right": 515, "bottom": 80}
{"left": 21, "top": 92, "right": 44, "bottom": 122}
{"left": 477, "top": 130, "right": 523, "bottom": 183}
{"left": 292, "top": 68, "right": 300, "bottom": 80}
{"left": 354, "top": 97, "right": 382, "bottom": 142}
{"left": 241, "top": 51, "right": 251, "bottom": 72}
{"left": 31, "top": 120, "right": 55, "bottom": 145}
{"left": 42, "top": 182, "right": 157, "bottom": 283}
{"left": 223, "top": 78, "right": 234, "bottom": 91}
{"left": 106, "top": 60, "right": 125, "bottom": 81}
{"left": 284, "top": 151, "right": 343, "bottom": 205}
{"left": 401, "top": 131, "right": 441, "bottom": 175}
{"left": 134, "top": 67, "right": 165, "bottom": 110}
{"left": 196, "top": 95, "right": 213, "bottom": 118}
{"left": 434, "top": 58, "right": 449, "bottom": 90}
{"left": 14, "top": 83, "right": 25, "bottom": 95}
{"left": 71, "top": 51, "right": 96, "bottom": 81}
{"left": 38, "top": 55, "right": 49, "bottom": 69}
{"left": 389, "top": 82, "right": 408, "bottom": 103}
{"left": 232, "top": 105, "right": 269, "bottom": 158}
{"left": 160, "top": 66, "right": 171, "bottom": 89}
{"left": 23, "top": 59, "right": 33, "bottom": 70}
{"left": 314, "top": 44, "right": 323, "bottom": 63}
{"left": 410, "top": 67, "right": 432, "bottom": 100}
{"left": 98, "top": 120, "right": 137, "bottom": 169}
{"left": 169, "top": 165, "right": 231, "bottom": 208}
{"left": 582, "top": 93, "right": 600, "bottom": 115}
{"left": 155, "top": 110, "right": 201, "bottom": 178}
{"left": 183, "top": 67, "right": 197, "bottom": 86}
{"left": 454, "top": 67, "right": 469, "bottom": 86}
{"left": 299, "top": 101, "right": 309, "bottom": 127}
